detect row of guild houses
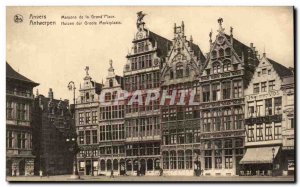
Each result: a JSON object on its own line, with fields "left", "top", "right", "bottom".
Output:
{"left": 73, "top": 12, "right": 294, "bottom": 177}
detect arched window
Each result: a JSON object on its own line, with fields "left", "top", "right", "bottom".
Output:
{"left": 109, "top": 79, "right": 113, "bottom": 88}
{"left": 176, "top": 64, "right": 184, "bottom": 78}
{"left": 213, "top": 62, "right": 221, "bottom": 74}
{"left": 113, "top": 159, "right": 118, "bottom": 171}
{"left": 126, "top": 160, "right": 132, "bottom": 171}
{"left": 170, "top": 150, "right": 177, "bottom": 169}
{"left": 170, "top": 69, "right": 174, "bottom": 79}
{"left": 100, "top": 160, "right": 105, "bottom": 171}
{"left": 223, "top": 60, "right": 231, "bottom": 72}
{"left": 225, "top": 47, "right": 231, "bottom": 56}
{"left": 219, "top": 48, "right": 224, "bottom": 57}
{"left": 105, "top": 92, "right": 111, "bottom": 102}
{"left": 147, "top": 159, "right": 153, "bottom": 171}
{"left": 163, "top": 151, "right": 169, "bottom": 169}
{"left": 86, "top": 92, "right": 89, "bottom": 101}
{"left": 211, "top": 50, "right": 217, "bottom": 59}
{"left": 107, "top": 159, "right": 112, "bottom": 171}
{"left": 185, "top": 150, "right": 193, "bottom": 169}
{"left": 178, "top": 150, "right": 185, "bottom": 169}
{"left": 186, "top": 66, "right": 190, "bottom": 77}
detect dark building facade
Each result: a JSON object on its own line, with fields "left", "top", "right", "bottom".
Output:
{"left": 160, "top": 22, "right": 206, "bottom": 176}
{"left": 6, "top": 62, "right": 39, "bottom": 176}
{"left": 198, "top": 20, "right": 259, "bottom": 176}
{"left": 32, "top": 88, "right": 73, "bottom": 175}
{"left": 123, "top": 12, "right": 172, "bottom": 175}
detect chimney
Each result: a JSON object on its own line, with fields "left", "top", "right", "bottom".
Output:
{"left": 48, "top": 88, "right": 54, "bottom": 100}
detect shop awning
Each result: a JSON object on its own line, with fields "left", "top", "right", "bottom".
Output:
{"left": 240, "top": 146, "right": 280, "bottom": 164}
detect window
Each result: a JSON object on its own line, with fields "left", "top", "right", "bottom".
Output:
{"left": 274, "top": 97, "right": 282, "bottom": 114}
{"left": 234, "top": 107, "right": 243, "bottom": 129}
{"left": 79, "top": 113, "right": 84, "bottom": 125}
{"left": 204, "top": 150, "right": 212, "bottom": 169}
{"left": 222, "top": 81, "right": 231, "bottom": 99}
{"left": 213, "top": 62, "right": 221, "bottom": 74}
{"left": 262, "top": 68, "right": 267, "bottom": 74}
{"left": 212, "top": 83, "right": 220, "bottom": 101}
{"left": 178, "top": 151, "right": 185, "bottom": 169}
{"left": 109, "top": 79, "right": 113, "bottom": 87}
{"left": 256, "top": 124, "right": 263, "bottom": 141}
{"left": 256, "top": 101, "right": 263, "bottom": 117}
{"left": 257, "top": 72, "right": 261, "bottom": 77}
{"left": 268, "top": 69, "right": 271, "bottom": 75}
{"left": 225, "top": 48, "right": 231, "bottom": 56}
{"left": 265, "top": 99, "right": 272, "bottom": 115}
{"left": 274, "top": 124, "right": 281, "bottom": 140}
{"left": 261, "top": 82, "right": 267, "bottom": 92}
{"left": 202, "top": 85, "right": 210, "bottom": 102}
{"left": 176, "top": 64, "right": 183, "bottom": 78}
{"left": 6, "top": 101, "right": 13, "bottom": 119}
{"left": 92, "top": 111, "right": 97, "bottom": 124}
{"left": 290, "top": 118, "right": 294, "bottom": 129}
{"left": 86, "top": 112, "right": 90, "bottom": 124}
{"left": 85, "top": 131, "right": 91, "bottom": 144}
{"left": 212, "top": 50, "right": 217, "bottom": 59}
{"left": 224, "top": 109, "right": 232, "bottom": 130}
{"left": 233, "top": 80, "right": 242, "bottom": 98}
{"left": 223, "top": 62, "right": 231, "bottom": 72}
{"left": 265, "top": 123, "right": 273, "bottom": 140}
{"left": 7, "top": 131, "right": 13, "bottom": 148}
{"left": 203, "top": 111, "right": 211, "bottom": 132}
{"left": 247, "top": 125, "right": 255, "bottom": 142}
{"left": 16, "top": 103, "right": 26, "bottom": 121}
{"left": 269, "top": 80, "right": 275, "bottom": 91}
{"left": 79, "top": 131, "right": 84, "bottom": 144}
{"left": 219, "top": 48, "right": 224, "bottom": 57}
{"left": 170, "top": 151, "right": 177, "bottom": 169}
{"left": 253, "top": 83, "right": 259, "bottom": 94}
{"left": 213, "top": 110, "right": 221, "bottom": 131}
{"left": 186, "top": 66, "right": 190, "bottom": 77}
{"left": 105, "top": 92, "right": 111, "bottom": 102}
{"left": 17, "top": 132, "right": 26, "bottom": 149}
{"left": 214, "top": 140, "right": 222, "bottom": 169}
{"left": 248, "top": 103, "right": 254, "bottom": 118}
{"left": 170, "top": 69, "right": 174, "bottom": 79}
{"left": 92, "top": 130, "right": 97, "bottom": 144}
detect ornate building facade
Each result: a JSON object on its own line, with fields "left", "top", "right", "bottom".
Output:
{"left": 98, "top": 60, "right": 126, "bottom": 176}
{"left": 198, "top": 19, "right": 259, "bottom": 176}
{"left": 32, "top": 88, "right": 73, "bottom": 175}
{"left": 6, "top": 62, "right": 39, "bottom": 176}
{"left": 76, "top": 67, "right": 102, "bottom": 176}
{"left": 160, "top": 22, "right": 206, "bottom": 176}
{"left": 123, "top": 12, "right": 172, "bottom": 175}
{"left": 240, "top": 53, "right": 294, "bottom": 176}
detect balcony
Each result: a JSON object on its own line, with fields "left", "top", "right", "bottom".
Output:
{"left": 200, "top": 70, "right": 243, "bottom": 82}
{"left": 6, "top": 90, "right": 34, "bottom": 99}
{"left": 245, "top": 114, "right": 282, "bottom": 125}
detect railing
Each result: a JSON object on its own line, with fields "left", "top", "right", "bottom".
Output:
{"left": 201, "top": 70, "right": 243, "bottom": 82}
{"left": 245, "top": 114, "right": 282, "bottom": 125}
{"left": 6, "top": 90, "right": 33, "bottom": 98}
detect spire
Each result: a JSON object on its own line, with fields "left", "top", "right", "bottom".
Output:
{"left": 181, "top": 21, "right": 185, "bottom": 34}
{"left": 209, "top": 29, "right": 213, "bottom": 45}
{"left": 263, "top": 45, "right": 266, "bottom": 57}
{"left": 190, "top": 35, "right": 193, "bottom": 43}
{"left": 36, "top": 89, "right": 39, "bottom": 97}
{"left": 230, "top": 26, "right": 233, "bottom": 36}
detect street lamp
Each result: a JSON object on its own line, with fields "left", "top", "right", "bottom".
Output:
{"left": 67, "top": 81, "right": 80, "bottom": 179}
{"left": 272, "top": 147, "right": 275, "bottom": 177}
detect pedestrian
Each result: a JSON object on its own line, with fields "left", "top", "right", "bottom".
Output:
{"left": 110, "top": 170, "right": 114, "bottom": 178}
{"left": 39, "top": 170, "right": 43, "bottom": 178}
{"left": 159, "top": 167, "right": 163, "bottom": 176}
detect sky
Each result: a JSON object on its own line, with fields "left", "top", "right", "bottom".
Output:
{"left": 6, "top": 6, "right": 294, "bottom": 102}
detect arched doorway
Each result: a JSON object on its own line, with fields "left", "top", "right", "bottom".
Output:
{"left": 113, "top": 159, "right": 118, "bottom": 171}
{"left": 126, "top": 159, "right": 132, "bottom": 172}
{"left": 147, "top": 159, "right": 153, "bottom": 171}
{"left": 19, "top": 160, "right": 25, "bottom": 176}
{"left": 6, "top": 160, "right": 12, "bottom": 176}
{"left": 120, "top": 159, "right": 125, "bottom": 175}
{"left": 140, "top": 159, "right": 146, "bottom": 175}
{"left": 100, "top": 160, "right": 105, "bottom": 172}
{"left": 107, "top": 159, "right": 112, "bottom": 171}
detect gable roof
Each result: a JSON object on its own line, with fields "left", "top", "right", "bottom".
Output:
{"left": 6, "top": 62, "right": 39, "bottom": 86}
{"left": 149, "top": 31, "right": 172, "bottom": 58}
{"left": 189, "top": 42, "right": 206, "bottom": 63}
{"left": 267, "top": 58, "right": 294, "bottom": 78}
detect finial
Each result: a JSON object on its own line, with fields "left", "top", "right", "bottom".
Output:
{"left": 190, "top": 35, "right": 193, "bottom": 43}
{"left": 217, "top": 17, "right": 225, "bottom": 32}
{"left": 136, "top": 11, "right": 146, "bottom": 29}
{"left": 109, "top": 59, "right": 113, "bottom": 67}
{"left": 263, "top": 45, "right": 266, "bottom": 57}
{"left": 85, "top": 66, "right": 89, "bottom": 76}
{"left": 230, "top": 26, "right": 233, "bottom": 36}
{"left": 36, "top": 89, "right": 39, "bottom": 96}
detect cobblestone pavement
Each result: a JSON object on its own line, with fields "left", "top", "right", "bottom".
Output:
{"left": 7, "top": 175, "right": 295, "bottom": 182}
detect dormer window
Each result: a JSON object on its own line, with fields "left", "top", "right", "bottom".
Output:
{"left": 176, "top": 64, "right": 183, "bottom": 78}
{"left": 109, "top": 79, "right": 113, "bottom": 88}
{"left": 86, "top": 92, "right": 90, "bottom": 101}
